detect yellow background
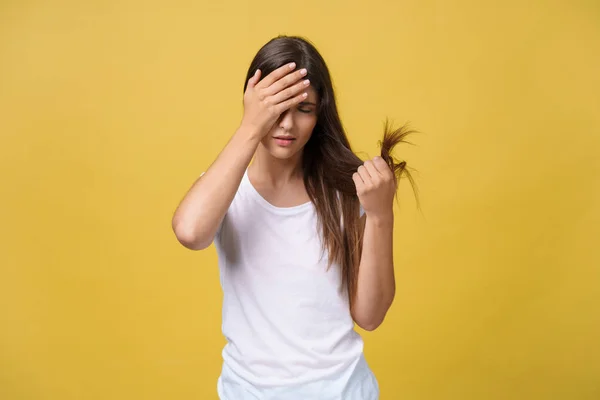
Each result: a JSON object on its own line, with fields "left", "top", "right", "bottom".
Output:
{"left": 1, "top": 0, "right": 599, "bottom": 399}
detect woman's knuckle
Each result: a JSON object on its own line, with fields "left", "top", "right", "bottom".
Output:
{"left": 280, "top": 86, "right": 291, "bottom": 98}
{"left": 285, "top": 74, "right": 296, "bottom": 84}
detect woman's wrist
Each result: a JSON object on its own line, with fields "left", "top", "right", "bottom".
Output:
{"left": 236, "top": 123, "right": 265, "bottom": 144}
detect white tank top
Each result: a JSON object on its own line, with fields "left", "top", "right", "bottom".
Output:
{"left": 213, "top": 170, "right": 378, "bottom": 399}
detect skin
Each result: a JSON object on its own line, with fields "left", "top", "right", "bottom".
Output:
{"left": 352, "top": 158, "right": 397, "bottom": 331}
{"left": 172, "top": 62, "right": 396, "bottom": 331}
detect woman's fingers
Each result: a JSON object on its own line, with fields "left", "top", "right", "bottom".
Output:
{"left": 264, "top": 68, "right": 308, "bottom": 97}
{"left": 270, "top": 78, "right": 310, "bottom": 105}
{"left": 274, "top": 91, "right": 309, "bottom": 115}
{"left": 249, "top": 62, "right": 310, "bottom": 115}
{"left": 255, "top": 62, "right": 297, "bottom": 90}
{"left": 246, "top": 69, "right": 261, "bottom": 89}
{"left": 352, "top": 172, "right": 365, "bottom": 194}
{"left": 357, "top": 164, "right": 372, "bottom": 185}
{"left": 372, "top": 156, "right": 394, "bottom": 181}
{"left": 363, "top": 160, "right": 382, "bottom": 182}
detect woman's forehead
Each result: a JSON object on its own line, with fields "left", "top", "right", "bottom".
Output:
{"left": 304, "top": 86, "right": 319, "bottom": 104}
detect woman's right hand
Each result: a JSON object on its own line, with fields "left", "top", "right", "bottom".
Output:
{"left": 240, "top": 62, "right": 310, "bottom": 139}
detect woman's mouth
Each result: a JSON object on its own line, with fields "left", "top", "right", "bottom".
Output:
{"left": 273, "top": 137, "right": 296, "bottom": 147}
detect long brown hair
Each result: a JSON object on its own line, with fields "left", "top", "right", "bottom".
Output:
{"left": 244, "top": 36, "right": 418, "bottom": 309}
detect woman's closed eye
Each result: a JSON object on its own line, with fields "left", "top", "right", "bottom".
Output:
{"left": 297, "top": 101, "right": 317, "bottom": 114}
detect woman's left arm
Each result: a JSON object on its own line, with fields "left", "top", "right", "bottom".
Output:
{"left": 351, "top": 156, "right": 397, "bottom": 331}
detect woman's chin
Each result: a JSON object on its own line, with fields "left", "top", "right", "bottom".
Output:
{"left": 267, "top": 146, "right": 302, "bottom": 161}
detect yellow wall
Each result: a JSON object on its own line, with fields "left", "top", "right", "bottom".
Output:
{"left": 1, "top": 0, "right": 599, "bottom": 399}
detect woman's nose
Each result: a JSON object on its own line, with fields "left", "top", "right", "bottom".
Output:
{"left": 279, "top": 110, "right": 294, "bottom": 131}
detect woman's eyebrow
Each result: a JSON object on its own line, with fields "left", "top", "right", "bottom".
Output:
{"left": 299, "top": 101, "right": 317, "bottom": 106}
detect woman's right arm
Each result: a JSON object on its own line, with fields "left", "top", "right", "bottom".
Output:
{"left": 171, "top": 126, "right": 261, "bottom": 250}
{"left": 171, "top": 63, "right": 310, "bottom": 250}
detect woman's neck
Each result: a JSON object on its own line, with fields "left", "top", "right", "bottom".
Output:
{"left": 250, "top": 145, "right": 303, "bottom": 188}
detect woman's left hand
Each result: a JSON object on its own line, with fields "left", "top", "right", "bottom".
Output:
{"left": 352, "top": 156, "right": 396, "bottom": 219}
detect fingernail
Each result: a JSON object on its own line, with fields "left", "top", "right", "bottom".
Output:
{"left": 302, "top": 92, "right": 308, "bottom": 98}
{"left": 289, "top": 62, "right": 296, "bottom": 69}
{"left": 303, "top": 79, "right": 310, "bottom": 86}
{"left": 300, "top": 68, "right": 307, "bottom": 75}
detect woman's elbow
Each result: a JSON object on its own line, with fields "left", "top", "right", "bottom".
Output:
{"left": 355, "top": 315, "right": 385, "bottom": 332}
{"left": 352, "top": 296, "right": 394, "bottom": 331}
{"left": 172, "top": 220, "right": 212, "bottom": 250}
{"left": 352, "top": 307, "right": 388, "bottom": 331}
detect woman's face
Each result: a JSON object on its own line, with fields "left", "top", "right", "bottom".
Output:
{"left": 260, "top": 86, "right": 319, "bottom": 161}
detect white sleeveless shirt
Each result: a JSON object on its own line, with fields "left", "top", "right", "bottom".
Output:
{"left": 213, "top": 170, "right": 379, "bottom": 399}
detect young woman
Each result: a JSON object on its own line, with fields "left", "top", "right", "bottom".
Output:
{"left": 172, "top": 35, "right": 414, "bottom": 399}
